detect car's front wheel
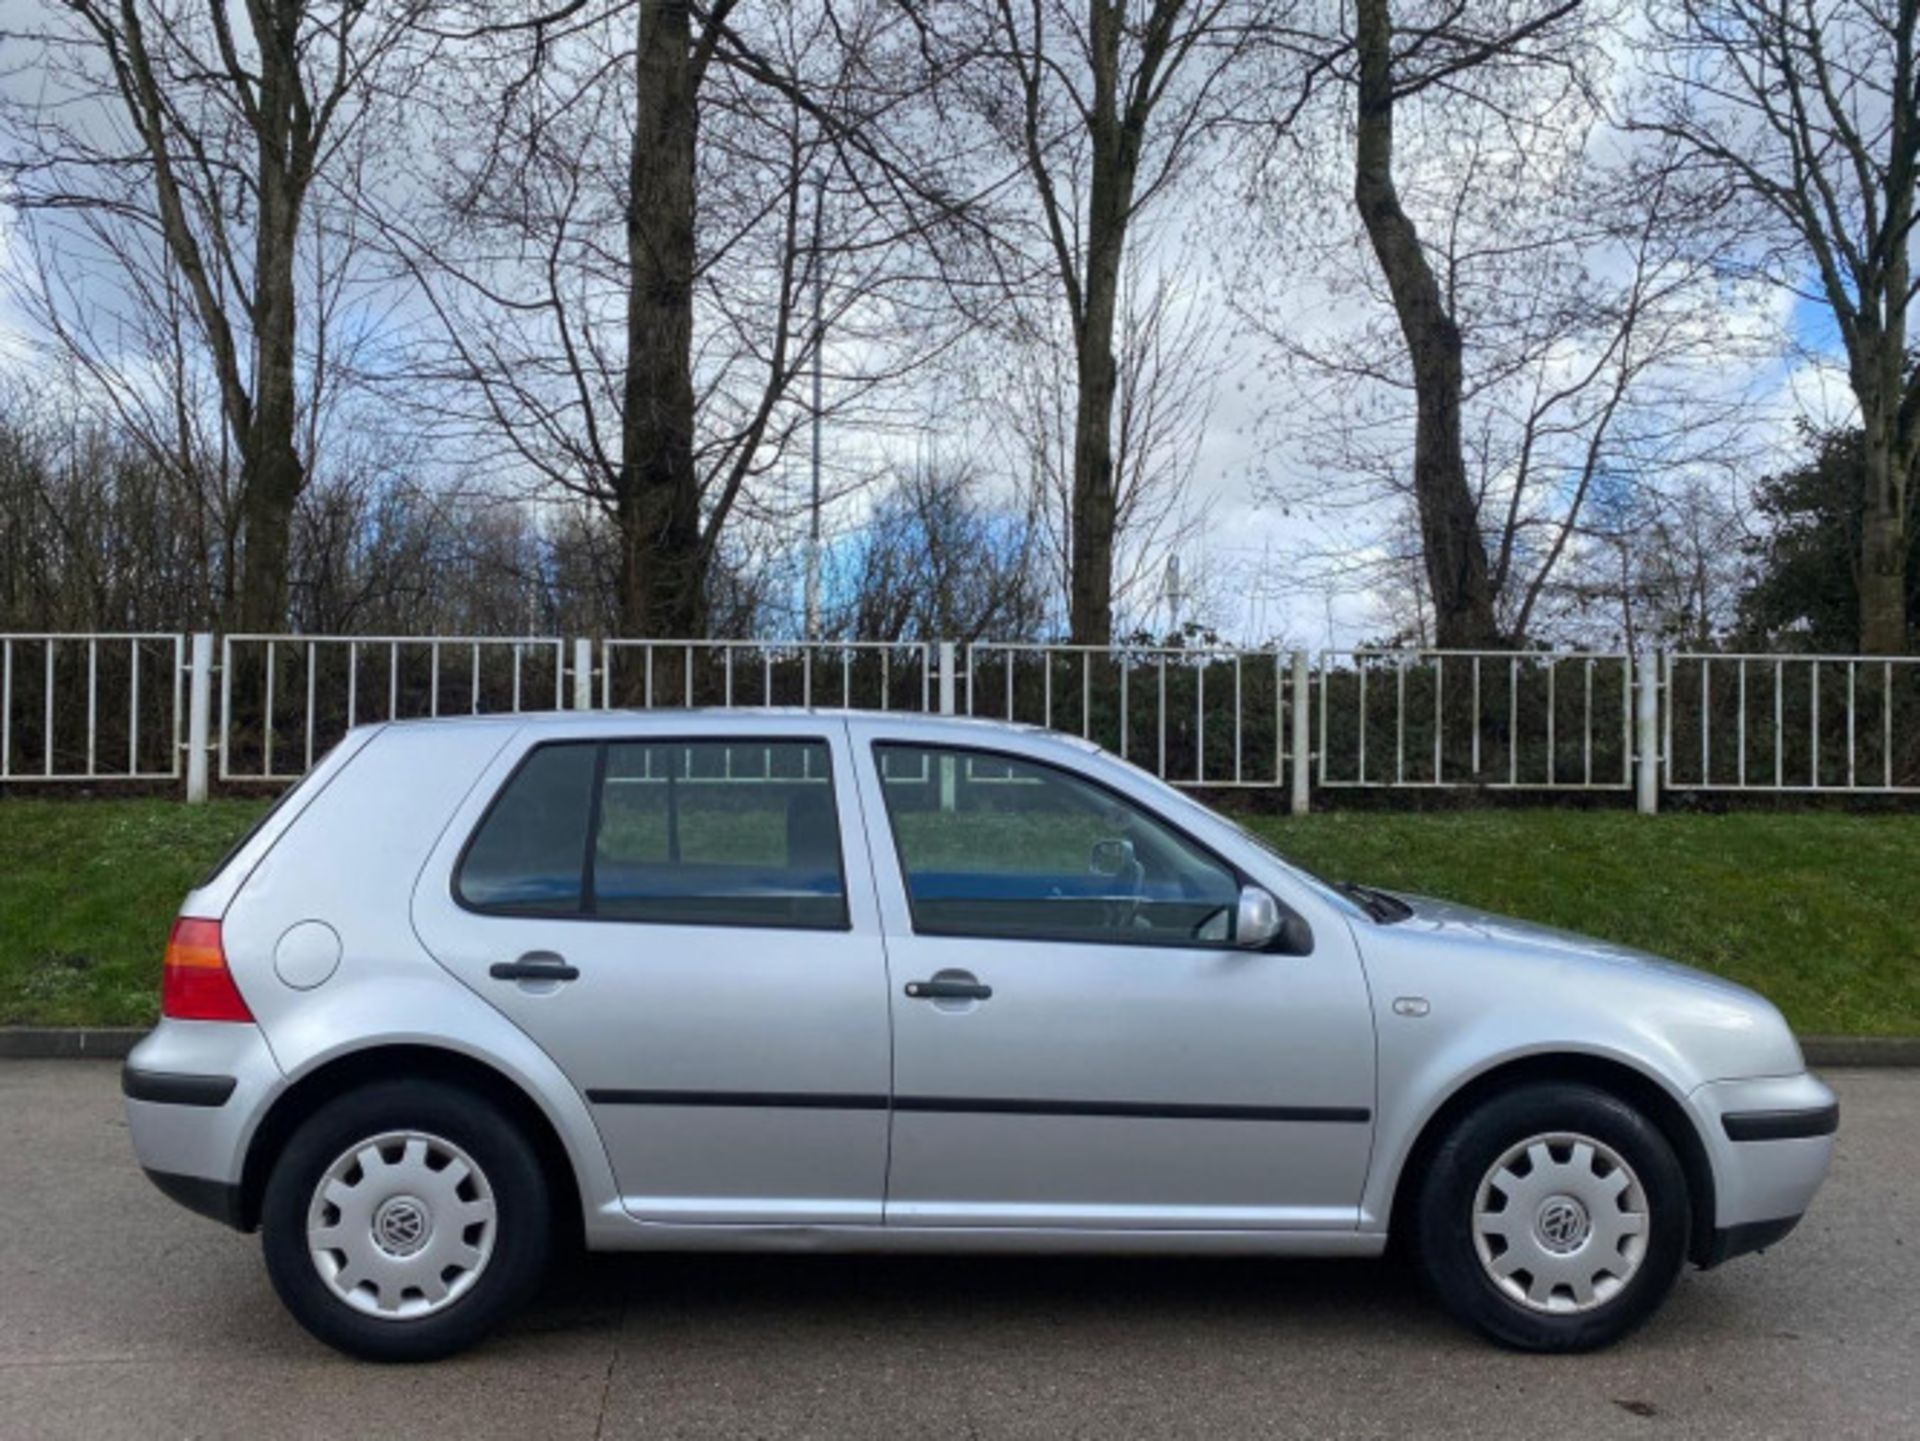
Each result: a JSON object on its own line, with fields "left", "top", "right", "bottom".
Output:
{"left": 1415, "top": 1081, "right": 1690, "bottom": 1351}
{"left": 261, "top": 1079, "right": 551, "bottom": 1361}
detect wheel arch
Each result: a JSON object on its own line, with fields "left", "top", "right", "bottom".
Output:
{"left": 1384, "top": 1051, "right": 1718, "bottom": 1266}
{"left": 237, "top": 1043, "right": 585, "bottom": 1248}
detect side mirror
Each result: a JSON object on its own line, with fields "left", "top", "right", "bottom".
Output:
{"left": 1236, "top": 885, "right": 1312, "bottom": 954}
{"left": 1088, "top": 837, "right": 1135, "bottom": 877}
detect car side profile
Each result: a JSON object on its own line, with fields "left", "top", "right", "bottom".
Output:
{"left": 123, "top": 711, "right": 1836, "bottom": 1360}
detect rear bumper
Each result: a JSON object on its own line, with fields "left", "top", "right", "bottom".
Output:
{"left": 124, "top": 1020, "right": 283, "bottom": 1226}
{"left": 140, "top": 1167, "right": 248, "bottom": 1230}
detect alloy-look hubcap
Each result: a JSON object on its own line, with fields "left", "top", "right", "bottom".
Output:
{"left": 1471, "top": 1132, "right": 1649, "bottom": 1314}
{"left": 307, "top": 1131, "right": 496, "bottom": 1321}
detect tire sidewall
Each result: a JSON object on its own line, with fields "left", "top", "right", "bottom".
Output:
{"left": 1417, "top": 1082, "right": 1691, "bottom": 1352}
{"left": 261, "top": 1079, "right": 551, "bottom": 1362}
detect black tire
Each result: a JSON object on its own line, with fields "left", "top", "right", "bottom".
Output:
{"left": 261, "top": 1079, "right": 551, "bottom": 1362}
{"left": 1414, "top": 1081, "right": 1690, "bottom": 1352}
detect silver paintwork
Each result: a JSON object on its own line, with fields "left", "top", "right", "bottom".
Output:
{"left": 308, "top": 1130, "right": 496, "bottom": 1320}
{"left": 127, "top": 708, "right": 1834, "bottom": 1272}
{"left": 1472, "top": 1132, "right": 1649, "bottom": 1314}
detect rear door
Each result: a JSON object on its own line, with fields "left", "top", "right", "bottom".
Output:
{"left": 413, "top": 717, "right": 893, "bottom": 1226}
{"left": 851, "top": 725, "right": 1376, "bottom": 1231}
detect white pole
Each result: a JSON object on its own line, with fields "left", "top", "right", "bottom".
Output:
{"left": 938, "top": 641, "right": 957, "bottom": 716}
{"left": 573, "top": 638, "right": 594, "bottom": 711}
{"left": 185, "top": 632, "right": 212, "bottom": 804}
{"left": 1290, "top": 649, "right": 1311, "bottom": 816}
{"left": 1636, "top": 653, "right": 1660, "bottom": 815}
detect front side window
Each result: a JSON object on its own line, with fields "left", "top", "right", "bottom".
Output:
{"left": 456, "top": 737, "right": 847, "bottom": 929}
{"left": 874, "top": 743, "right": 1240, "bottom": 945}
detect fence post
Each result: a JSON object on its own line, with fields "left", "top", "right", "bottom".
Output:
{"left": 1636, "top": 652, "right": 1660, "bottom": 815}
{"left": 938, "top": 642, "right": 957, "bottom": 715}
{"left": 1290, "top": 649, "right": 1311, "bottom": 816}
{"left": 185, "top": 632, "right": 212, "bottom": 804}
{"left": 572, "top": 639, "right": 594, "bottom": 710}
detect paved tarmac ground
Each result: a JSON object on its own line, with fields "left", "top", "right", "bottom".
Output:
{"left": 0, "top": 1063, "right": 1913, "bottom": 1441}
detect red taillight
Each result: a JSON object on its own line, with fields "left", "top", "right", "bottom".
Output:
{"left": 160, "top": 918, "right": 253, "bottom": 1023}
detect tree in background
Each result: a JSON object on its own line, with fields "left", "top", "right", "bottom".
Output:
{"left": 1637, "top": 0, "right": 1920, "bottom": 654}
{"left": 393, "top": 0, "right": 981, "bottom": 642}
{"left": 839, "top": 461, "right": 1051, "bottom": 643}
{"left": 1001, "top": 260, "right": 1219, "bottom": 632}
{"left": 1346, "top": 0, "right": 1585, "bottom": 646}
{"left": 0, "top": 1, "right": 423, "bottom": 632}
{"left": 1242, "top": 6, "right": 1749, "bottom": 649}
{"left": 959, "top": 0, "right": 1278, "bottom": 646}
{"left": 1739, "top": 427, "right": 1920, "bottom": 650}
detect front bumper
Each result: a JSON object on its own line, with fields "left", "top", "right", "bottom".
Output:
{"left": 123, "top": 1019, "right": 283, "bottom": 1229}
{"left": 1699, "top": 1213, "right": 1803, "bottom": 1269}
{"left": 1689, "top": 1071, "right": 1837, "bottom": 1245}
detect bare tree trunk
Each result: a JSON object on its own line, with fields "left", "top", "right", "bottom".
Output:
{"left": 1856, "top": 194, "right": 1913, "bottom": 654}
{"left": 1858, "top": 414, "right": 1909, "bottom": 654}
{"left": 1068, "top": 0, "right": 1130, "bottom": 647}
{"left": 237, "top": 36, "right": 308, "bottom": 634}
{"left": 619, "top": 0, "right": 707, "bottom": 640}
{"left": 1353, "top": 0, "right": 1499, "bottom": 649}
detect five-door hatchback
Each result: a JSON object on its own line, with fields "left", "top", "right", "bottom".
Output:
{"left": 124, "top": 711, "right": 1837, "bottom": 1360}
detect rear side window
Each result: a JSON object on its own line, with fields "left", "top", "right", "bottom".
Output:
{"left": 595, "top": 740, "right": 846, "bottom": 928}
{"left": 456, "top": 743, "right": 597, "bottom": 914}
{"left": 455, "top": 738, "right": 846, "bottom": 929}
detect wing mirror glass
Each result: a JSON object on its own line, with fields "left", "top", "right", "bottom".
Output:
{"left": 1088, "top": 837, "right": 1135, "bottom": 877}
{"left": 1236, "top": 885, "right": 1312, "bottom": 954}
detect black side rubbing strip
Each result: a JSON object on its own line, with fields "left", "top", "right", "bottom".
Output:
{"left": 1721, "top": 1104, "right": 1839, "bottom": 1142}
{"left": 587, "top": 1089, "right": 889, "bottom": 1111}
{"left": 584, "top": 1089, "right": 1369, "bottom": 1123}
{"left": 121, "top": 1068, "right": 237, "bottom": 1108}
{"left": 893, "top": 1096, "right": 1371, "bottom": 1123}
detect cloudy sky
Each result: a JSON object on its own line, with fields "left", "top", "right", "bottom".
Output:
{"left": 0, "top": 0, "right": 1869, "bottom": 651}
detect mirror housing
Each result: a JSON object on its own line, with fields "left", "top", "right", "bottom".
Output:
{"left": 1236, "top": 885, "right": 1312, "bottom": 954}
{"left": 1088, "top": 837, "right": 1135, "bottom": 878}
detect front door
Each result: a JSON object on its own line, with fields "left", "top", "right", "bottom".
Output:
{"left": 852, "top": 729, "right": 1376, "bottom": 1231}
{"left": 413, "top": 720, "right": 892, "bottom": 1226}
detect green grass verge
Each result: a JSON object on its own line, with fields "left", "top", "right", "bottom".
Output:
{"left": 1243, "top": 810, "right": 1920, "bottom": 1038}
{"left": 1, "top": 798, "right": 1915, "bottom": 1035}
{"left": 0, "top": 799, "right": 268, "bottom": 1027}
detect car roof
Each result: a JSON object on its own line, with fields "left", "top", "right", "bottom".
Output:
{"left": 366, "top": 707, "right": 1073, "bottom": 745}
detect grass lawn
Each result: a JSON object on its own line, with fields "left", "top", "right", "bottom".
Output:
{"left": 0, "top": 799, "right": 268, "bottom": 1027}
{"left": 1242, "top": 810, "right": 1920, "bottom": 1038}
{"left": 1, "top": 797, "right": 1915, "bottom": 1035}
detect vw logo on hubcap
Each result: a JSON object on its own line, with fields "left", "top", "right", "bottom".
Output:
{"left": 1534, "top": 1194, "right": 1592, "bottom": 1254}
{"left": 372, "top": 1195, "right": 431, "bottom": 1256}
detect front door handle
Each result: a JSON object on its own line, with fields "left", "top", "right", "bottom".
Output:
{"left": 490, "top": 953, "right": 580, "bottom": 982}
{"left": 904, "top": 974, "right": 992, "bottom": 1001}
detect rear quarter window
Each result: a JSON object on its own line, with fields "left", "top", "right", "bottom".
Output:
{"left": 455, "top": 743, "right": 598, "bottom": 914}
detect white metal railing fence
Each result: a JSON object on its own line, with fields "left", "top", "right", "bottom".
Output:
{"left": 598, "top": 639, "right": 933, "bottom": 713}
{"left": 10, "top": 630, "right": 1920, "bottom": 810}
{"left": 1664, "top": 653, "right": 1920, "bottom": 793}
{"left": 0, "top": 634, "right": 182, "bottom": 782}
{"left": 218, "top": 634, "right": 569, "bottom": 783}
{"left": 964, "top": 642, "right": 1305, "bottom": 792}
{"left": 1316, "top": 649, "right": 1637, "bottom": 790}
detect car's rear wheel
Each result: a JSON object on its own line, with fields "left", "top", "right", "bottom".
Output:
{"left": 261, "top": 1079, "right": 550, "bottom": 1361}
{"left": 1415, "top": 1081, "right": 1690, "bottom": 1351}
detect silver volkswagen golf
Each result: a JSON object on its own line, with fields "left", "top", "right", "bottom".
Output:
{"left": 124, "top": 711, "right": 1835, "bottom": 1360}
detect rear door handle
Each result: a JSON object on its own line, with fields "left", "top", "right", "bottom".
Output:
{"left": 904, "top": 975, "right": 992, "bottom": 1001}
{"left": 490, "top": 953, "right": 580, "bottom": 982}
